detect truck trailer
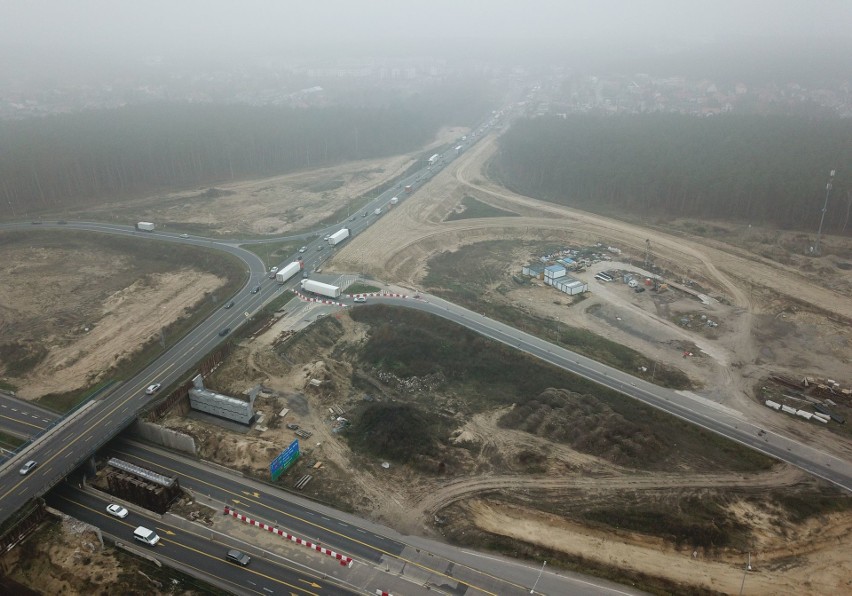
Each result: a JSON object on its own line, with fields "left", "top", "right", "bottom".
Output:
{"left": 327, "top": 228, "right": 350, "bottom": 246}
{"left": 137, "top": 221, "right": 155, "bottom": 232}
{"left": 301, "top": 279, "right": 341, "bottom": 299}
{"left": 275, "top": 261, "right": 303, "bottom": 284}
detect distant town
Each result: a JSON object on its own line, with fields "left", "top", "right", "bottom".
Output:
{"left": 2, "top": 56, "right": 849, "bottom": 120}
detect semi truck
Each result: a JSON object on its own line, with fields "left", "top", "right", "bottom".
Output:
{"left": 455, "top": 145, "right": 463, "bottom": 155}
{"left": 137, "top": 221, "right": 155, "bottom": 232}
{"left": 404, "top": 185, "right": 413, "bottom": 193}
{"left": 275, "top": 261, "right": 303, "bottom": 284}
{"left": 301, "top": 279, "right": 341, "bottom": 299}
{"left": 327, "top": 228, "right": 350, "bottom": 246}
{"left": 428, "top": 154, "right": 439, "bottom": 165}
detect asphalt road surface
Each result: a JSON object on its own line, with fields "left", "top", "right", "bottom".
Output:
{"left": 373, "top": 293, "right": 852, "bottom": 493}
{"left": 47, "top": 483, "right": 356, "bottom": 596}
{"left": 99, "top": 438, "right": 638, "bottom": 596}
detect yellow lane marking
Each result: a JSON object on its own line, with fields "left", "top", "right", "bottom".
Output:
{"left": 0, "top": 414, "right": 45, "bottom": 430}
{"left": 117, "top": 448, "right": 501, "bottom": 595}
{"left": 0, "top": 349, "right": 196, "bottom": 501}
{"left": 54, "top": 492, "right": 322, "bottom": 596}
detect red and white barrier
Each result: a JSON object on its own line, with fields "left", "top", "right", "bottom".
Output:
{"left": 293, "top": 291, "right": 347, "bottom": 307}
{"left": 224, "top": 506, "right": 353, "bottom": 567}
{"left": 344, "top": 292, "right": 409, "bottom": 299}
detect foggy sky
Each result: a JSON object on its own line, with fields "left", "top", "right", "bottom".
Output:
{"left": 3, "top": 0, "right": 850, "bottom": 58}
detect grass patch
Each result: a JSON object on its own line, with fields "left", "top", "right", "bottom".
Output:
{"left": 346, "top": 403, "right": 447, "bottom": 464}
{"left": 444, "top": 196, "right": 518, "bottom": 221}
{"left": 0, "top": 342, "right": 48, "bottom": 378}
{"left": 0, "top": 430, "right": 25, "bottom": 450}
{"left": 0, "top": 379, "right": 19, "bottom": 392}
{"left": 239, "top": 239, "right": 307, "bottom": 268}
{"left": 349, "top": 305, "right": 774, "bottom": 472}
{"left": 423, "top": 240, "right": 692, "bottom": 389}
{"left": 35, "top": 380, "right": 116, "bottom": 413}
{"left": 582, "top": 498, "right": 747, "bottom": 550}
{"left": 230, "top": 291, "right": 296, "bottom": 341}
{"left": 345, "top": 283, "right": 381, "bottom": 294}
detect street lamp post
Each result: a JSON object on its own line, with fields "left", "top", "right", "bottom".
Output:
{"left": 814, "top": 169, "right": 836, "bottom": 255}
{"left": 530, "top": 560, "right": 546, "bottom": 594}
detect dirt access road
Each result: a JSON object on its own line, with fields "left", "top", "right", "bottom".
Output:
{"left": 331, "top": 132, "right": 852, "bottom": 457}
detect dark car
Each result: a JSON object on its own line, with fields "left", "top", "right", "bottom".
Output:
{"left": 286, "top": 423, "right": 299, "bottom": 430}
{"left": 226, "top": 549, "right": 251, "bottom": 566}
{"left": 224, "top": 301, "right": 235, "bottom": 309}
{"left": 218, "top": 327, "right": 231, "bottom": 337}
{"left": 250, "top": 286, "right": 260, "bottom": 294}
{"left": 635, "top": 287, "right": 646, "bottom": 293}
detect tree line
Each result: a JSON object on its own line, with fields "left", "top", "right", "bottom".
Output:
{"left": 493, "top": 114, "right": 852, "bottom": 234}
{"left": 0, "top": 87, "right": 489, "bottom": 218}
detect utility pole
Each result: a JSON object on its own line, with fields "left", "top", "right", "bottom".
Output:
{"left": 814, "top": 169, "right": 836, "bottom": 255}
{"left": 644, "top": 239, "right": 652, "bottom": 270}
{"left": 738, "top": 551, "right": 751, "bottom": 595}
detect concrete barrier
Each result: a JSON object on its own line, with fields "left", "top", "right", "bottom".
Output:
{"left": 131, "top": 420, "right": 196, "bottom": 455}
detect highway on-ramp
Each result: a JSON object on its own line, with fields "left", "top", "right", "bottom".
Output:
{"left": 373, "top": 294, "right": 852, "bottom": 493}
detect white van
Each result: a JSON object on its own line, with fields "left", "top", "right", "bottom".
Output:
{"left": 133, "top": 526, "right": 160, "bottom": 546}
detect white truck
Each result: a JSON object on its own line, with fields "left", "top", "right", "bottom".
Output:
{"left": 327, "top": 228, "right": 350, "bottom": 246}
{"left": 428, "top": 154, "right": 439, "bottom": 166}
{"left": 301, "top": 279, "right": 341, "bottom": 299}
{"left": 455, "top": 145, "right": 463, "bottom": 155}
{"left": 390, "top": 197, "right": 399, "bottom": 206}
{"left": 275, "top": 261, "right": 303, "bottom": 284}
{"left": 137, "top": 221, "right": 155, "bottom": 232}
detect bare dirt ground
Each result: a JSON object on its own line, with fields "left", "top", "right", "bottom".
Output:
{"left": 3, "top": 513, "right": 201, "bottom": 595}
{"left": 144, "top": 131, "right": 852, "bottom": 593}
{"left": 0, "top": 237, "right": 224, "bottom": 400}
{"left": 7, "top": 123, "right": 852, "bottom": 594}
{"left": 331, "top": 133, "right": 852, "bottom": 456}
{"left": 78, "top": 126, "right": 468, "bottom": 237}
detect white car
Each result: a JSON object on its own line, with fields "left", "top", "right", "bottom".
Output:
{"left": 298, "top": 246, "right": 307, "bottom": 253}
{"left": 270, "top": 266, "right": 279, "bottom": 273}
{"left": 179, "top": 233, "right": 189, "bottom": 238}
{"left": 353, "top": 296, "right": 367, "bottom": 303}
{"left": 323, "top": 235, "right": 331, "bottom": 241}
{"left": 145, "top": 383, "right": 161, "bottom": 395}
{"left": 19, "top": 460, "right": 37, "bottom": 475}
{"left": 107, "top": 504, "right": 129, "bottom": 518}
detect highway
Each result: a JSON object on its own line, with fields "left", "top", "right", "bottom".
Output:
{"left": 46, "top": 483, "right": 355, "bottom": 596}
{"left": 87, "top": 437, "right": 636, "bottom": 596}
{"left": 1, "top": 106, "right": 850, "bottom": 594}
{"left": 0, "top": 391, "right": 54, "bottom": 440}
{"left": 0, "top": 116, "right": 480, "bottom": 515}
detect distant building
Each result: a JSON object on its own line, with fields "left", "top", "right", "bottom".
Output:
{"left": 522, "top": 264, "right": 545, "bottom": 278}
{"left": 551, "top": 275, "right": 588, "bottom": 295}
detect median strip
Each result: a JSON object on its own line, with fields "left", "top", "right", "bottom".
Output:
{"left": 224, "top": 505, "right": 354, "bottom": 567}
